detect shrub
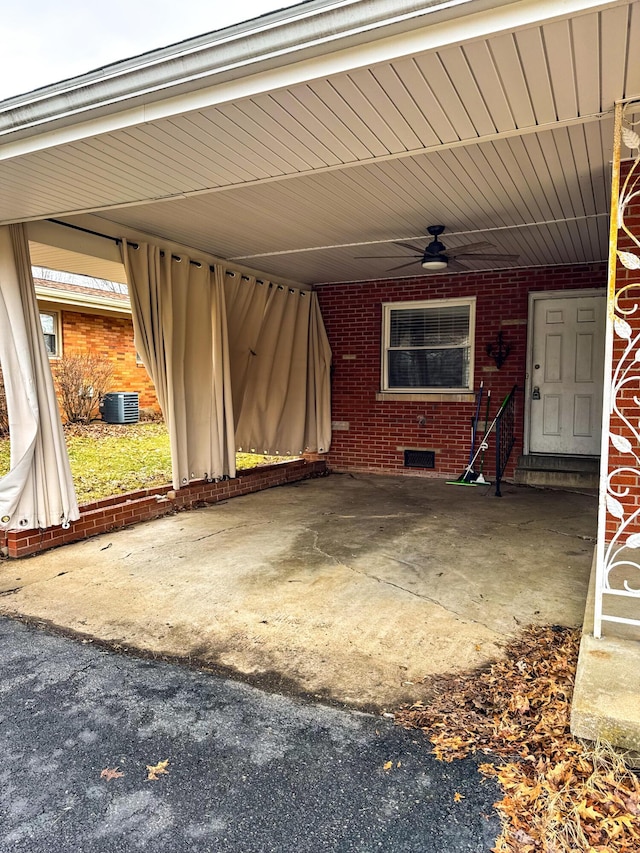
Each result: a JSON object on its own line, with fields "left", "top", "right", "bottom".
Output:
{"left": 54, "top": 353, "right": 113, "bottom": 424}
{"left": 0, "top": 367, "right": 8, "bottom": 438}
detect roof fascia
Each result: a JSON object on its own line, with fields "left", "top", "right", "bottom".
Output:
{"left": 0, "top": 0, "right": 483, "bottom": 138}
{"left": 35, "top": 285, "right": 132, "bottom": 315}
{"left": 0, "top": 0, "right": 628, "bottom": 158}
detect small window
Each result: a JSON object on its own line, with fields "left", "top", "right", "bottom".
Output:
{"left": 382, "top": 298, "right": 475, "bottom": 392}
{"left": 40, "top": 311, "right": 60, "bottom": 357}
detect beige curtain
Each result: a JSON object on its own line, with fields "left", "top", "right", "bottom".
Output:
{"left": 123, "top": 241, "right": 236, "bottom": 488}
{"left": 0, "top": 224, "right": 79, "bottom": 532}
{"left": 225, "top": 274, "right": 332, "bottom": 455}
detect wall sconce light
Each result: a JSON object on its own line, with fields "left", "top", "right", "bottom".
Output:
{"left": 486, "top": 330, "right": 511, "bottom": 369}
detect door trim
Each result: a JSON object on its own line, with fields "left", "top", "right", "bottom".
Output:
{"left": 524, "top": 288, "right": 606, "bottom": 456}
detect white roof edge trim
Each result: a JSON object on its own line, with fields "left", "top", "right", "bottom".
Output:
{"left": 0, "top": 0, "right": 340, "bottom": 108}
{"left": 35, "top": 285, "right": 132, "bottom": 315}
{"left": 0, "top": 0, "right": 629, "bottom": 160}
{"left": 1, "top": 0, "right": 462, "bottom": 112}
{"left": 0, "top": 0, "right": 476, "bottom": 132}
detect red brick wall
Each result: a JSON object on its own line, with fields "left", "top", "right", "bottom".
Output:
{"left": 58, "top": 310, "right": 160, "bottom": 413}
{"left": 1, "top": 459, "right": 326, "bottom": 558}
{"left": 317, "top": 263, "right": 607, "bottom": 479}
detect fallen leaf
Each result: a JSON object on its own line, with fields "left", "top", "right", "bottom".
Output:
{"left": 100, "top": 767, "right": 124, "bottom": 781}
{"left": 395, "top": 625, "right": 640, "bottom": 853}
{"left": 146, "top": 759, "right": 169, "bottom": 781}
{"left": 454, "top": 791, "right": 465, "bottom": 803}
{"left": 513, "top": 828, "right": 535, "bottom": 845}
{"left": 383, "top": 761, "right": 393, "bottom": 771}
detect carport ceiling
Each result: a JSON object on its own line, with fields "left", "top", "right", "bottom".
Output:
{"left": 1, "top": 0, "right": 639, "bottom": 285}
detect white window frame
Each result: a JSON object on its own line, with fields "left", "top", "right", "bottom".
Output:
{"left": 381, "top": 297, "right": 476, "bottom": 393}
{"left": 40, "top": 310, "right": 61, "bottom": 358}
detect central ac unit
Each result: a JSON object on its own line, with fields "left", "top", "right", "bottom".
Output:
{"left": 101, "top": 392, "right": 139, "bottom": 424}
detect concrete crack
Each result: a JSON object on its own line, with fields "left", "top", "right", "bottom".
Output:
{"left": 542, "top": 528, "right": 596, "bottom": 542}
{"left": 306, "top": 529, "right": 495, "bottom": 631}
{"left": 491, "top": 516, "right": 596, "bottom": 544}
{"left": 193, "top": 520, "right": 276, "bottom": 542}
{"left": 0, "top": 587, "right": 21, "bottom": 597}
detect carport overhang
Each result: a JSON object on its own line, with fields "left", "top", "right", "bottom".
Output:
{"left": 1, "top": 0, "right": 637, "bottom": 283}
{"left": 2, "top": 0, "right": 640, "bottom": 750}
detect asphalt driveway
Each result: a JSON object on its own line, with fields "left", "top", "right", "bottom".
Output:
{"left": 0, "top": 617, "right": 500, "bottom": 853}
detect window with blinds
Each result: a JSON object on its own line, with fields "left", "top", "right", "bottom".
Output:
{"left": 39, "top": 311, "right": 60, "bottom": 357}
{"left": 382, "top": 298, "right": 475, "bottom": 392}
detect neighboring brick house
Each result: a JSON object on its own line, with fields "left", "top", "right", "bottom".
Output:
{"left": 34, "top": 275, "right": 160, "bottom": 416}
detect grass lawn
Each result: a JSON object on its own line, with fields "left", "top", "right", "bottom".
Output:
{"left": 0, "top": 421, "right": 289, "bottom": 505}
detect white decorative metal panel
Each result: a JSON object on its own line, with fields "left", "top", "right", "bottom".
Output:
{"left": 595, "top": 100, "right": 640, "bottom": 638}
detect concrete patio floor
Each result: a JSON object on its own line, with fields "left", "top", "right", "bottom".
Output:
{"left": 0, "top": 473, "right": 598, "bottom": 712}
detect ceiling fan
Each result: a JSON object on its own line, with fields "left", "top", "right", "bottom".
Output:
{"left": 355, "top": 225, "right": 519, "bottom": 273}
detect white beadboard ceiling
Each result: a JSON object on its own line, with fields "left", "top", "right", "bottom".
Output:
{"left": 2, "top": 0, "right": 639, "bottom": 285}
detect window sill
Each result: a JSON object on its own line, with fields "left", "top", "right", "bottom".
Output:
{"left": 376, "top": 391, "right": 475, "bottom": 403}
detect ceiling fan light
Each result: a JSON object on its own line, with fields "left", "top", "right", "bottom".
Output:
{"left": 421, "top": 254, "right": 448, "bottom": 271}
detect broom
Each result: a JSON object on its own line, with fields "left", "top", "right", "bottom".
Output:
{"left": 447, "top": 382, "right": 483, "bottom": 486}
{"left": 448, "top": 388, "right": 511, "bottom": 486}
{"left": 474, "top": 389, "right": 492, "bottom": 485}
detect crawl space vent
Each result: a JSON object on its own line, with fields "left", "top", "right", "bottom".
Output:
{"left": 404, "top": 449, "right": 435, "bottom": 469}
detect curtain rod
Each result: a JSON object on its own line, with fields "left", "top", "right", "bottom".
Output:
{"left": 48, "top": 218, "right": 136, "bottom": 248}
{"left": 45, "top": 218, "right": 304, "bottom": 293}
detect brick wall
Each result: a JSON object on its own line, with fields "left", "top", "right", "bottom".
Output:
{"left": 317, "top": 263, "right": 606, "bottom": 479}
{"left": 58, "top": 309, "right": 160, "bottom": 413}
{"left": 1, "top": 459, "right": 327, "bottom": 558}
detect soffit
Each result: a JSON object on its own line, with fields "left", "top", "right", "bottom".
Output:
{"left": 2, "top": 1, "right": 638, "bottom": 284}
{"left": 94, "top": 118, "right": 613, "bottom": 281}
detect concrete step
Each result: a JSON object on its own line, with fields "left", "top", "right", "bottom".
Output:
{"left": 515, "top": 454, "right": 600, "bottom": 489}
{"left": 571, "top": 555, "right": 640, "bottom": 753}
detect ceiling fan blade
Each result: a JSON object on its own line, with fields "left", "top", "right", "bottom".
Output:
{"left": 386, "top": 261, "right": 421, "bottom": 272}
{"left": 446, "top": 242, "right": 494, "bottom": 257}
{"left": 457, "top": 253, "right": 520, "bottom": 262}
{"left": 392, "top": 241, "right": 426, "bottom": 253}
{"left": 353, "top": 255, "right": 420, "bottom": 259}
{"left": 447, "top": 258, "right": 471, "bottom": 271}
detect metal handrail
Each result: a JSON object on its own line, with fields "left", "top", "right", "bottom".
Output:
{"left": 494, "top": 385, "right": 517, "bottom": 497}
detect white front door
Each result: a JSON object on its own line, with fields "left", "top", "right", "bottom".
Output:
{"left": 529, "top": 293, "right": 605, "bottom": 455}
